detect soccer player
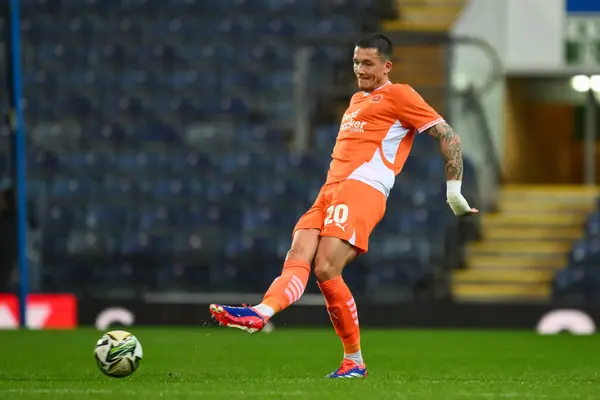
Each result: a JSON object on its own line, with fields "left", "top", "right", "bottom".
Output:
{"left": 209, "top": 33, "right": 477, "bottom": 378}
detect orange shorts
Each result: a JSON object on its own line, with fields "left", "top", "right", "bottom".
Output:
{"left": 293, "top": 179, "right": 387, "bottom": 253}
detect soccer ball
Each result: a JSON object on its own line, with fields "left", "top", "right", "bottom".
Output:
{"left": 94, "top": 330, "right": 143, "bottom": 378}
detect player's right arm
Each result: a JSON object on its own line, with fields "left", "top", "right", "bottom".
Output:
{"left": 393, "top": 84, "right": 478, "bottom": 217}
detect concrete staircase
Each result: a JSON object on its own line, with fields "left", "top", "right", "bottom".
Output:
{"left": 452, "top": 185, "right": 599, "bottom": 303}
{"left": 383, "top": 0, "right": 467, "bottom": 32}
{"left": 383, "top": 0, "right": 468, "bottom": 117}
{"left": 387, "top": 45, "right": 446, "bottom": 113}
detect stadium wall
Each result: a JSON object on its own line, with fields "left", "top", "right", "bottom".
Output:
{"left": 451, "top": 0, "right": 507, "bottom": 193}
{"left": 451, "top": 0, "right": 568, "bottom": 172}
{"left": 77, "top": 300, "right": 598, "bottom": 334}
{"left": 0, "top": 294, "right": 596, "bottom": 334}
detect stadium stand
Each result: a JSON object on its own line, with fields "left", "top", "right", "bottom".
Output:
{"left": 0, "top": 0, "right": 479, "bottom": 302}
{"left": 455, "top": 186, "right": 597, "bottom": 303}
{"left": 553, "top": 198, "right": 600, "bottom": 303}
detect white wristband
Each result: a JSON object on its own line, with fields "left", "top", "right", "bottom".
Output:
{"left": 446, "top": 180, "right": 462, "bottom": 194}
{"left": 446, "top": 180, "right": 472, "bottom": 215}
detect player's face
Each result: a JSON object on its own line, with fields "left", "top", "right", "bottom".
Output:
{"left": 353, "top": 47, "right": 392, "bottom": 92}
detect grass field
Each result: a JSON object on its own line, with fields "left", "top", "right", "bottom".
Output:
{"left": 0, "top": 327, "right": 599, "bottom": 399}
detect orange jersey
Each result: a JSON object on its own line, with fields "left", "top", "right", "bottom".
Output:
{"left": 325, "top": 81, "right": 444, "bottom": 197}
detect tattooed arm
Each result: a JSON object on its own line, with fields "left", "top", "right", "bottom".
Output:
{"left": 423, "top": 122, "right": 463, "bottom": 181}
{"left": 390, "top": 82, "right": 476, "bottom": 215}
{"left": 423, "top": 122, "right": 477, "bottom": 216}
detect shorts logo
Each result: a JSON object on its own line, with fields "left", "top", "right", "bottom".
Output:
{"left": 325, "top": 204, "right": 349, "bottom": 231}
{"left": 335, "top": 223, "right": 347, "bottom": 232}
{"left": 327, "top": 307, "right": 342, "bottom": 329}
{"left": 340, "top": 109, "right": 366, "bottom": 133}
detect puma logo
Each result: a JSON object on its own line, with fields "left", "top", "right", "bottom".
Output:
{"left": 327, "top": 307, "right": 342, "bottom": 329}
{"left": 335, "top": 223, "right": 347, "bottom": 232}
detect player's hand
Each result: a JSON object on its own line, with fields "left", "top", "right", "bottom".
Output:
{"left": 446, "top": 180, "right": 479, "bottom": 217}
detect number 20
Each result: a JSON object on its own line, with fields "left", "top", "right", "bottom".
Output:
{"left": 324, "top": 204, "right": 349, "bottom": 225}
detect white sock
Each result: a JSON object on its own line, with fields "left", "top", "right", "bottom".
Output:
{"left": 252, "top": 304, "right": 275, "bottom": 318}
{"left": 344, "top": 350, "right": 364, "bottom": 365}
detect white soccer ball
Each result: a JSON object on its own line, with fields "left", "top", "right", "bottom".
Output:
{"left": 94, "top": 330, "right": 143, "bottom": 378}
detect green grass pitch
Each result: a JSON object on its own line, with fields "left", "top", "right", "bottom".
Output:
{"left": 0, "top": 327, "right": 599, "bottom": 399}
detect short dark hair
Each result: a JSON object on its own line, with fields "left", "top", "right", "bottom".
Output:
{"left": 355, "top": 33, "right": 393, "bottom": 61}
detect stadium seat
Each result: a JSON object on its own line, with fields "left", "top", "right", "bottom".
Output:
{"left": 17, "top": 0, "right": 476, "bottom": 299}
{"left": 552, "top": 197, "right": 600, "bottom": 300}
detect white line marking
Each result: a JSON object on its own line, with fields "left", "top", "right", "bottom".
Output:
{"left": 0, "top": 388, "right": 309, "bottom": 396}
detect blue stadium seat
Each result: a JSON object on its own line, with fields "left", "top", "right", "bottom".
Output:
{"left": 206, "top": 203, "right": 244, "bottom": 230}
{"left": 51, "top": 178, "right": 96, "bottom": 198}
{"left": 584, "top": 211, "right": 600, "bottom": 237}
{"left": 552, "top": 266, "right": 600, "bottom": 302}
{"left": 85, "top": 204, "right": 128, "bottom": 230}
{"left": 570, "top": 237, "right": 600, "bottom": 264}
{"left": 103, "top": 177, "right": 134, "bottom": 197}
{"left": 22, "top": 0, "right": 474, "bottom": 298}
{"left": 315, "top": 124, "right": 339, "bottom": 149}
{"left": 243, "top": 206, "right": 276, "bottom": 231}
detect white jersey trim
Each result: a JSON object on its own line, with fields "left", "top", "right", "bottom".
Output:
{"left": 417, "top": 118, "right": 445, "bottom": 134}
{"left": 362, "top": 80, "right": 392, "bottom": 96}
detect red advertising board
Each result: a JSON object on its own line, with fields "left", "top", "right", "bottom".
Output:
{"left": 0, "top": 294, "right": 77, "bottom": 329}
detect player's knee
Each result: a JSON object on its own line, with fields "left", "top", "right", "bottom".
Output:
{"left": 313, "top": 256, "right": 341, "bottom": 282}
{"left": 313, "top": 236, "right": 357, "bottom": 282}
{"left": 286, "top": 247, "right": 311, "bottom": 263}
{"left": 286, "top": 229, "right": 320, "bottom": 264}
{"left": 286, "top": 241, "right": 315, "bottom": 263}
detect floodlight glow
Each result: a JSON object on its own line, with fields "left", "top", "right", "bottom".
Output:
{"left": 590, "top": 75, "right": 600, "bottom": 93}
{"left": 571, "top": 75, "right": 591, "bottom": 92}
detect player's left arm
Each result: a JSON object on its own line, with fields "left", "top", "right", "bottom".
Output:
{"left": 424, "top": 122, "right": 462, "bottom": 181}
{"left": 424, "top": 122, "right": 478, "bottom": 216}
{"left": 393, "top": 84, "right": 477, "bottom": 216}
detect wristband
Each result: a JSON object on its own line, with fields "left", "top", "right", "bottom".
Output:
{"left": 446, "top": 180, "right": 462, "bottom": 194}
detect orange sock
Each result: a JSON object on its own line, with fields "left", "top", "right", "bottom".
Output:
{"left": 317, "top": 276, "right": 361, "bottom": 355}
{"left": 260, "top": 259, "right": 310, "bottom": 314}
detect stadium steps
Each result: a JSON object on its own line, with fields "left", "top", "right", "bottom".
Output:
{"left": 383, "top": 0, "right": 468, "bottom": 32}
{"left": 384, "top": 1, "right": 467, "bottom": 117}
{"left": 452, "top": 184, "right": 599, "bottom": 303}
{"left": 388, "top": 45, "right": 446, "bottom": 115}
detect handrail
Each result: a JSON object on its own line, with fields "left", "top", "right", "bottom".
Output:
{"left": 462, "top": 85, "right": 502, "bottom": 186}
{"left": 449, "top": 35, "right": 504, "bottom": 96}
